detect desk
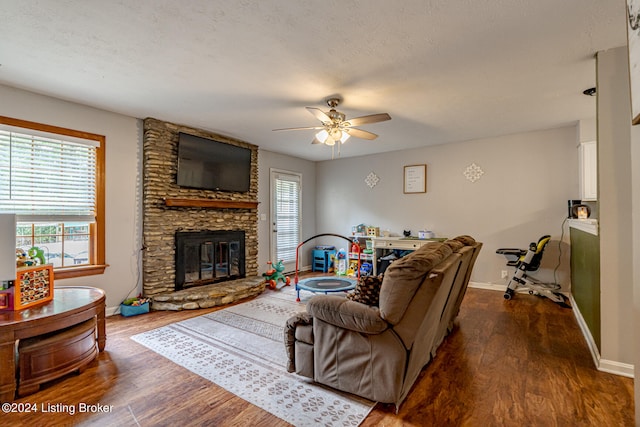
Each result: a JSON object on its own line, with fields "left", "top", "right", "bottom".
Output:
{"left": 0, "top": 286, "right": 105, "bottom": 401}
{"left": 370, "top": 237, "right": 446, "bottom": 274}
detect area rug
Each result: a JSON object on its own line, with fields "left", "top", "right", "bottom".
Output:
{"left": 131, "top": 285, "right": 375, "bottom": 426}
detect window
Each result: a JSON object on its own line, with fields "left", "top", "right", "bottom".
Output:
{"left": 0, "top": 116, "right": 106, "bottom": 278}
{"left": 270, "top": 170, "right": 301, "bottom": 269}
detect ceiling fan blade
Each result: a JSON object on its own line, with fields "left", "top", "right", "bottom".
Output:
{"left": 344, "top": 128, "right": 378, "bottom": 140}
{"left": 344, "top": 113, "right": 391, "bottom": 127}
{"left": 306, "top": 107, "right": 332, "bottom": 124}
{"left": 273, "top": 126, "right": 325, "bottom": 131}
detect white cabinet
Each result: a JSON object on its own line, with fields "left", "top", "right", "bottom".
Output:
{"left": 579, "top": 141, "right": 597, "bottom": 201}
{"left": 370, "top": 237, "right": 438, "bottom": 274}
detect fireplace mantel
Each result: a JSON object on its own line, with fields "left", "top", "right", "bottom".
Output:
{"left": 164, "top": 198, "right": 259, "bottom": 209}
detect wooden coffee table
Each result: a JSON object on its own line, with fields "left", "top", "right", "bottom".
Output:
{"left": 0, "top": 286, "right": 106, "bottom": 401}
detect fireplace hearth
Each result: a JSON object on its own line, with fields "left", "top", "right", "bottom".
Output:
{"left": 175, "top": 230, "right": 246, "bottom": 291}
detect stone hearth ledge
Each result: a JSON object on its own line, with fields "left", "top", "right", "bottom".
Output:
{"left": 150, "top": 276, "right": 266, "bottom": 311}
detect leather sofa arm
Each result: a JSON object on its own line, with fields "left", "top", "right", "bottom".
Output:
{"left": 306, "top": 295, "right": 389, "bottom": 334}
{"left": 284, "top": 312, "right": 313, "bottom": 373}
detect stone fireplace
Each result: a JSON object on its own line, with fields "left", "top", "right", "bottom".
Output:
{"left": 142, "top": 118, "right": 264, "bottom": 310}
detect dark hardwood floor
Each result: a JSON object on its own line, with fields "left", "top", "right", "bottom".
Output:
{"left": 3, "top": 287, "right": 634, "bottom": 426}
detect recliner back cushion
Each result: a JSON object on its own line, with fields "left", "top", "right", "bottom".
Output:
{"left": 379, "top": 242, "right": 453, "bottom": 324}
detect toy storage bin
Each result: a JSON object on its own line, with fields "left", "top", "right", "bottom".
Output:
{"left": 120, "top": 302, "right": 150, "bottom": 317}
{"left": 312, "top": 249, "right": 337, "bottom": 273}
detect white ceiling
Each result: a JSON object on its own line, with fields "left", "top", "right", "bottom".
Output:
{"left": 0, "top": 1, "right": 628, "bottom": 161}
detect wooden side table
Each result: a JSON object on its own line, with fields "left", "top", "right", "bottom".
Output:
{"left": 0, "top": 286, "right": 106, "bottom": 402}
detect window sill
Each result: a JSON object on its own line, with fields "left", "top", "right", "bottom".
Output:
{"left": 54, "top": 264, "right": 108, "bottom": 280}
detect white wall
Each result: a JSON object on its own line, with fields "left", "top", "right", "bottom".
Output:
{"left": 0, "top": 84, "right": 142, "bottom": 313}
{"left": 257, "top": 150, "right": 316, "bottom": 272}
{"left": 633, "top": 86, "right": 640, "bottom": 427}
{"left": 596, "top": 47, "right": 634, "bottom": 367}
{"left": 315, "top": 126, "right": 579, "bottom": 289}
{"left": 633, "top": 103, "right": 640, "bottom": 427}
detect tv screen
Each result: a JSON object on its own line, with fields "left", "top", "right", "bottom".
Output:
{"left": 177, "top": 133, "right": 251, "bottom": 192}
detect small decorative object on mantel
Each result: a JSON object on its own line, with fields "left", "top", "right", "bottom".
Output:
{"left": 463, "top": 163, "right": 484, "bottom": 183}
{"left": 404, "top": 164, "right": 426, "bottom": 193}
{"left": 365, "top": 172, "right": 379, "bottom": 188}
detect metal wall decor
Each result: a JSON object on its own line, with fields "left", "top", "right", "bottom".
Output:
{"left": 463, "top": 163, "right": 484, "bottom": 183}
{"left": 365, "top": 172, "right": 379, "bottom": 188}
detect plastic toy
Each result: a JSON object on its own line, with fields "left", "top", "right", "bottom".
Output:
{"left": 347, "top": 259, "right": 359, "bottom": 277}
{"left": 16, "top": 248, "right": 35, "bottom": 267}
{"left": 359, "top": 262, "right": 373, "bottom": 276}
{"left": 28, "top": 246, "right": 46, "bottom": 266}
{"left": 262, "top": 260, "right": 291, "bottom": 290}
{"left": 335, "top": 248, "right": 348, "bottom": 276}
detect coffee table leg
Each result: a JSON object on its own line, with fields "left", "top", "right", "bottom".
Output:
{"left": 97, "top": 303, "right": 106, "bottom": 352}
{"left": 0, "top": 331, "right": 16, "bottom": 402}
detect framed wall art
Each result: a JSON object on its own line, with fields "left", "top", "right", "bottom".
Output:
{"left": 627, "top": 0, "right": 640, "bottom": 125}
{"left": 404, "top": 164, "right": 426, "bottom": 193}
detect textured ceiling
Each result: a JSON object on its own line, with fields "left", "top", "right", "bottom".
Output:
{"left": 0, "top": 1, "right": 628, "bottom": 161}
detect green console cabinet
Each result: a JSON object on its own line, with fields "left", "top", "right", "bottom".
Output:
{"left": 569, "top": 222, "right": 600, "bottom": 351}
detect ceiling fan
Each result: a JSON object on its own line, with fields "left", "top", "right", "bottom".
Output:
{"left": 273, "top": 97, "right": 391, "bottom": 157}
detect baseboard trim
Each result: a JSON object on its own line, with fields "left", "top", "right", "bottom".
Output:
{"left": 599, "top": 359, "right": 635, "bottom": 378}
{"left": 469, "top": 283, "right": 634, "bottom": 378}
{"left": 468, "top": 281, "right": 504, "bottom": 292}
{"left": 569, "top": 293, "right": 634, "bottom": 378}
{"left": 569, "top": 293, "right": 602, "bottom": 369}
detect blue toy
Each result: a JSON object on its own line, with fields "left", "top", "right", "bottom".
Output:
{"left": 359, "top": 262, "right": 373, "bottom": 276}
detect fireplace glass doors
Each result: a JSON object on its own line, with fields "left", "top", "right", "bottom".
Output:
{"left": 175, "top": 230, "right": 245, "bottom": 290}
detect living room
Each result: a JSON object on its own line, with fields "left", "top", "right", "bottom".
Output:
{"left": 1, "top": 1, "right": 640, "bottom": 425}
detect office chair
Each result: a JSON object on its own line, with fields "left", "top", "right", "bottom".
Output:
{"left": 496, "top": 235, "right": 565, "bottom": 305}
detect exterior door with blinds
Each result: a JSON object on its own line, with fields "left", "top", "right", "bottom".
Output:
{"left": 270, "top": 169, "right": 301, "bottom": 273}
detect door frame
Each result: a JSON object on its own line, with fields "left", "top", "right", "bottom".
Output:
{"left": 269, "top": 168, "right": 302, "bottom": 272}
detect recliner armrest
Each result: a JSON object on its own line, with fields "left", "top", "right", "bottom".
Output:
{"left": 306, "top": 295, "right": 389, "bottom": 334}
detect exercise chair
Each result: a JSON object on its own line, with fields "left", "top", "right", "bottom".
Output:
{"left": 496, "top": 235, "right": 564, "bottom": 304}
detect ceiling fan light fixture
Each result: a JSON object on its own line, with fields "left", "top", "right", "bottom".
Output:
{"left": 315, "top": 128, "right": 349, "bottom": 145}
{"left": 275, "top": 96, "right": 391, "bottom": 155}
{"left": 315, "top": 129, "right": 328, "bottom": 142}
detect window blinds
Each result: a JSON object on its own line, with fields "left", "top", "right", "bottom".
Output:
{"left": 274, "top": 173, "right": 301, "bottom": 263}
{"left": 0, "top": 129, "right": 97, "bottom": 223}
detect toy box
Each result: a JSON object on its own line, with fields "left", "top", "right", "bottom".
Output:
{"left": 120, "top": 302, "right": 150, "bottom": 317}
{"left": 0, "top": 265, "right": 54, "bottom": 311}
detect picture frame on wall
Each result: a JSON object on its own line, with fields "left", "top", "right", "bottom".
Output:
{"left": 403, "top": 164, "right": 427, "bottom": 193}
{"left": 627, "top": 0, "right": 640, "bottom": 125}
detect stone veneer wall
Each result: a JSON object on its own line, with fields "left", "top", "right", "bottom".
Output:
{"left": 142, "top": 118, "right": 259, "bottom": 298}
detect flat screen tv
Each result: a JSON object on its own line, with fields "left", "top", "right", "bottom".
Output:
{"left": 177, "top": 133, "right": 251, "bottom": 192}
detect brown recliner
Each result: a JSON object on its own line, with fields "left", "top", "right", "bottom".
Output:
{"left": 285, "top": 236, "right": 482, "bottom": 408}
